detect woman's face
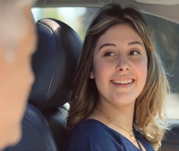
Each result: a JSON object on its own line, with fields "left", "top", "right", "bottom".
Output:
{"left": 89, "top": 24, "right": 148, "bottom": 106}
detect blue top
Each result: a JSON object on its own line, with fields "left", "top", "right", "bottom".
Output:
{"left": 64, "top": 119, "right": 155, "bottom": 151}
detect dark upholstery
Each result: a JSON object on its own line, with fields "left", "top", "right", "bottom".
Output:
{"left": 5, "top": 104, "right": 57, "bottom": 150}
{"left": 29, "top": 19, "right": 82, "bottom": 111}
{"left": 43, "top": 103, "right": 70, "bottom": 150}
{"left": 4, "top": 18, "right": 82, "bottom": 151}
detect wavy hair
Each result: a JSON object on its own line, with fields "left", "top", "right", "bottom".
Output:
{"left": 67, "top": 4, "right": 170, "bottom": 150}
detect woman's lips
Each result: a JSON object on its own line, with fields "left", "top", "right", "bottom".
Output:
{"left": 110, "top": 79, "right": 135, "bottom": 88}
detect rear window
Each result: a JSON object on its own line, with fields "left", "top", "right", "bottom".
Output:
{"left": 32, "top": 7, "right": 179, "bottom": 120}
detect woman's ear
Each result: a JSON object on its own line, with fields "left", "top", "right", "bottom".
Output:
{"left": 89, "top": 71, "right": 94, "bottom": 79}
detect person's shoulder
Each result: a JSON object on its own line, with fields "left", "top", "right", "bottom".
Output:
{"left": 69, "top": 119, "right": 97, "bottom": 138}
{"left": 76, "top": 119, "right": 124, "bottom": 150}
{"left": 66, "top": 119, "right": 104, "bottom": 142}
{"left": 76, "top": 119, "right": 114, "bottom": 137}
{"left": 78, "top": 119, "right": 100, "bottom": 131}
{"left": 64, "top": 120, "right": 94, "bottom": 150}
{"left": 71, "top": 119, "right": 107, "bottom": 138}
{"left": 65, "top": 119, "right": 124, "bottom": 151}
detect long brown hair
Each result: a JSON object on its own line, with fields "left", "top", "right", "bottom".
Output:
{"left": 67, "top": 4, "right": 170, "bottom": 150}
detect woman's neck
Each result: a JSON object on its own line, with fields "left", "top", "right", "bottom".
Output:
{"left": 97, "top": 98, "right": 135, "bottom": 131}
{"left": 86, "top": 98, "right": 141, "bottom": 149}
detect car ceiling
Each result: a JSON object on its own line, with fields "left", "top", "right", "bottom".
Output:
{"left": 35, "top": 0, "right": 179, "bottom": 24}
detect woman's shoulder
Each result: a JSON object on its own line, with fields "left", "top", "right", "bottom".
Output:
{"left": 69, "top": 119, "right": 112, "bottom": 138}
{"left": 64, "top": 119, "right": 124, "bottom": 151}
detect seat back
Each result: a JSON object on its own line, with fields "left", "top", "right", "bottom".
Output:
{"left": 5, "top": 103, "right": 58, "bottom": 150}
{"left": 4, "top": 18, "right": 82, "bottom": 151}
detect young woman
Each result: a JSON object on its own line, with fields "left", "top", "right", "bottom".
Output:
{"left": 64, "top": 4, "right": 169, "bottom": 151}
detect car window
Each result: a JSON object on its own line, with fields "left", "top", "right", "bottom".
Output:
{"left": 32, "top": 7, "right": 91, "bottom": 40}
{"left": 32, "top": 7, "right": 179, "bottom": 119}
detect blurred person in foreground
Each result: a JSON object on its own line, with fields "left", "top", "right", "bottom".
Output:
{"left": 0, "top": 0, "right": 37, "bottom": 150}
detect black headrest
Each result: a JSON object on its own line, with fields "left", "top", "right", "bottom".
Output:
{"left": 28, "top": 18, "right": 82, "bottom": 111}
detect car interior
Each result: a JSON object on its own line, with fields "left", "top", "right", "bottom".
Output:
{"left": 5, "top": 18, "right": 82, "bottom": 151}
{"left": 4, "top": 0, "right": 179, "bottom": 151}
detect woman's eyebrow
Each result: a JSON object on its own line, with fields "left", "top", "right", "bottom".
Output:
{"left": 128, "top": 41, "right": 143, "bottom": 47}
{"left": 99, "top": 43, "right": 116, "bottom": 50}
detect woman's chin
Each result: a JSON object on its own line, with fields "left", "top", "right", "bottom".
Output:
{"left": 110, "top": 96, "right": 136, "bottom": 107}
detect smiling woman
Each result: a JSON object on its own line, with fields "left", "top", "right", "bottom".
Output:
{"left": 31, "top": 5, "right": 179, "bottom": 121}
{"left": 89, "top": 24, "right": 148, "bottom": 107}
{"left": 65, "top": 3, "right": 170, "bottom": 151}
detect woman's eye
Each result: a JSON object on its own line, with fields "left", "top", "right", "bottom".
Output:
{"left": 129, "top": 50, "right": 140, "bottom": 56}
{"left": 104, "top": 52, "right": 115, "bottom": 56}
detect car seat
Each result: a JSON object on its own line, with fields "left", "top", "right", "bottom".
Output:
{"left": 4, "top": 18, "right": 82, "bottom": 151}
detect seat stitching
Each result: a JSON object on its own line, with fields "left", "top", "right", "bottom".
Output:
{"left": 24, "top": 115, "right": 51, "bottom": 151}
{"left": 37, "top": 20, "right": 59, "bottom": 106}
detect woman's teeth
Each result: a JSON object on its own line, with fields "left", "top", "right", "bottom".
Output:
{"left": 112, "top": 80, "right": 133, "bottom": 84}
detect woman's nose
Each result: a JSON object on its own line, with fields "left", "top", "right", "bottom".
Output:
{"left": 116, "top": 55, "right": 130, "bottom": 72}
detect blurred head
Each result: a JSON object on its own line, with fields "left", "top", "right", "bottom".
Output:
{"left": 68, "top": 3, "right": 169, "bottom": 150}
{"left": 0, "top": 0, "right": 37, "bottom": 149}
